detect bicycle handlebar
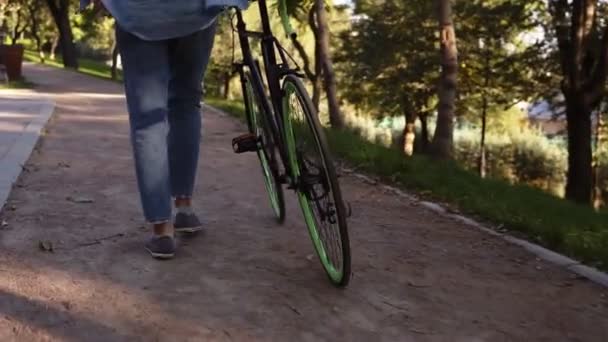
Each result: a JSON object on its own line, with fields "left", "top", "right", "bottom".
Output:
{"left": 278, "top": 0, "right": 296, "bottom": 38}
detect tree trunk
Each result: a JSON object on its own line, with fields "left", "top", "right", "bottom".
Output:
{"left": 478, "top": 46, "right": 490, "bottom": 178}
{"left": 431, "top": 0, "right": 458, "bottom": 159}
{"left": 50, "top": 35, "right": 59, "bottom": 60}
{"left": 223, "top": 72, "right": 231, "bottom": 99}
{"left": 291, "top": 28, "right": 320, "bottom": 111}
{"left": 308, "top": 7, "right": 322, "bottom": 112}
{"left": 565, "top": 95, "right": 593, "bottom": 204}
{"left": 45, "top": 0, "right": 79, "bottom": 69}
{"left": 313, "top": 0, "right": 344, "bottom": 128}
{"left": 478, "top": 96, "right": 488, "bottom": 178}
{"left": 402, "top": 112, "right": 417, "bottom": 156}
{"left": 419, "top": 114, "right": 430, "bottom": 152}
{"left": 549, "top": 0, "right": 608, "bottom": 206}
{"left": 10, "top": 8, "right": 25, "bottom": 45}
{"left": 110, "top": 44, "right": 119, "bottom": 80}
{"left": 593, "top": 110, "right": 604, "bottom": 210}
{"left": 28, "top": 3, "right": 45, "bottom": 63}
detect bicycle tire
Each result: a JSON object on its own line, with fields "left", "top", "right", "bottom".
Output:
{"left": 281, "top": 74, "right": 351, "bottom": 287}
{"left": 241, "top": 71, "right": 286, "bottom": 223}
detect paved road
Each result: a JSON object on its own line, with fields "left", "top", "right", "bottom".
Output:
{"left": 0, "top": 64, "right": 607, "bottom": 341}
{"left": 0, "top": 89, "right": 53, "bottom": 208}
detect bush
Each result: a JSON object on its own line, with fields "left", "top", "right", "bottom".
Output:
{"left": 342, "top": 109, "right": 573, "bottom": 199}
{"left": 453, "top": 125, "right": 567, "bottom": 196}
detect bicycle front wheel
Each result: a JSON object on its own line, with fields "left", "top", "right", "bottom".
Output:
{"left": 242, "top": 71, "right": 286, "bottom": 223}
{"left": 281, "top": 75, "right": 351, "bottom": 287}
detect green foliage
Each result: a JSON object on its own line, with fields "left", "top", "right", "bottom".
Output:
{"left": 77, "top": 15, "right": 115, "bottom": 59}
{"left": 204, "top": 14, "right": 237, "bottom": 98}
{"left": 0, "top": 78, "right": 35, "bottom": 89}
{"left": 337, "top": 0, "right": 437, "bottom": 119}
{"left": 23, "top": 49, "right": 122, "bottom": 81}
{"left": 454, "top": 124, "right": 567, "bottom": 195}
{"left": 456, "top": 0, "right": 546, "bottom": 120}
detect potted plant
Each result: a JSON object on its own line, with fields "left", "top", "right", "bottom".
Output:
{"left": 0, "top": 2, "right": 25, "bottom": 81}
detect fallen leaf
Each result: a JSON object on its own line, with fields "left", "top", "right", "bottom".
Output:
{"left": 61, "top": 301, "right": 72, "bottom": 310}
{"left": 67, "top": 196, "right": 94, "bottom": 204}
{"left": 408, "top": 281, "right": 431, "bottom": 288}
{"left": 38, "top": 240, "right": 54, "bottom": 252}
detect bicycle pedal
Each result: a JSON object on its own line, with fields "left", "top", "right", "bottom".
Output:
{"left": 232, "top": 133, "right": 259, "bottom": 153}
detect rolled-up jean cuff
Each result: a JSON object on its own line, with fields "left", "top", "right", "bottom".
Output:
{"left": 148, "top": 219, "right": 170, "bottom": 225}
{"left": 173, "top": 195, "right": 192, "bottom": 199}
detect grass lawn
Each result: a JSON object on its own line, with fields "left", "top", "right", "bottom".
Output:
{"left": 23, "top": 50, "right": 123, "bottom": 82}
{"left": 29, "top": 53, "right": 608, "bottom": 271}
{"left": 0, "top": 78, "right": 35, "bottom": 89}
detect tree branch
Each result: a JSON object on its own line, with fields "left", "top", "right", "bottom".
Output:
{"left": 584, "top": 24, "right": 608, "bottom": 107}
{"left": 549, "top": 0, "right": 572, "bottom": 82}
{"left": 570, "top": 0, "right": 597, "bottom": 89}
{"left": 291, "top": 35, "right": 316, "bottom": 82}
{"left": 44, "top": 0, "right": 61, "bottom": 23}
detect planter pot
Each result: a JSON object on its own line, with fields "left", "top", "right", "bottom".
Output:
{"left": 0, "top": 44, "right": 25, "bottom": 81}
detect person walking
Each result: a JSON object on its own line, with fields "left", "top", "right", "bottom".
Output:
{"left": 80, "top": 0, "right": 248, "bottom": 259}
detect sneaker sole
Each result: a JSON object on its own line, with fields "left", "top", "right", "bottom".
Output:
{"left": 145, "top": 247, "right": 175, "bottom": 259}
{"left": 174, "top": 225, "right": 203, "bottom": 234}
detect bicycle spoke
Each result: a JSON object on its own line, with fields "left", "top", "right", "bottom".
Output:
{"left": 284, "top": 80, "right": 346, "bottom": 279}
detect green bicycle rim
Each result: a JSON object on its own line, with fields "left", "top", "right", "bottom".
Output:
{"left": 245, "top": 79, "right": 282, "bottom": 219}
{"left": 282, "top": 82, "right": 343, "bottom": 283}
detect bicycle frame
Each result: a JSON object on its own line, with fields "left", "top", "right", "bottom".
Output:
{"left": 232, "top": 0, "right": 301, "bottom": 184}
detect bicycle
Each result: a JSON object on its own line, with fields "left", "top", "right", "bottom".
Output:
{"left": 229, "top": 0, "right": 351, "bottom": 287}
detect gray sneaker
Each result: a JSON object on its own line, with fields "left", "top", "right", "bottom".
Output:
{"left": 145, "top": 236, "right": 175, "bottom": 259}
{"left": 174, "top": 212, "right": 203, "bottom": 233}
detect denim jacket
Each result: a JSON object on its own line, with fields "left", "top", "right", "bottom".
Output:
{"left": 79, "top": 0, "right": 249, "bottom": 41}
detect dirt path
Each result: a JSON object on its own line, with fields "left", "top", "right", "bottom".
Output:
{"left": 0, "top": 64, "right": 607, "bottom": 341}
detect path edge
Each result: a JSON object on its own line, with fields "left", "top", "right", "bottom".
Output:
{"left": 0, "top": 98, "right": 55, "bottom": 210}
{"left": 348, "top": 172, "right": 608, "bottom": 289}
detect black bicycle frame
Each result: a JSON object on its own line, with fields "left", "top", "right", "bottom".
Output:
{"left": 233, "top": 0, "right": 300, "bottom": 174}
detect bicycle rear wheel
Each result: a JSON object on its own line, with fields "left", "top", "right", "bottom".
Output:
{"left": 241, "top": 71, "right": 285, "bottom": 223}
{"left": 281, "top": 75, "right": 351, "bottom": 287}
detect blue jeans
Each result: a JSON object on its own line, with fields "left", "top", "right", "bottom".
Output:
{"left": 116, "top": 22, "right": 217, "bottom": 223}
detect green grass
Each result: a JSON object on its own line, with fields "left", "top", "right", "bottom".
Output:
{"left": 206, "top": 97, "right": 247, "bottom": 120}
{"left": 0, "top": 78, "right": 35, "bottom": 89}
{"left": 24, "top": 50, "right": 123, "bottom": 82}
{"left": 208, "top": 96, "right": 608, "bottom": 270}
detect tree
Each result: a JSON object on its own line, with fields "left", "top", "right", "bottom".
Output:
{"left": 282, "top": 0, "right": 345, "bottom": 125}
{"left": 313, "top": 0, "right": 344, "bottom": 127}
{"left": 26, "top": 0, "right": 48, "bottom": 62}
{"left": 431, "top": 0, "right": 458, "bottom": 159}
{"left": 547, "top": 0, "right": 608, "bottom": 204}
{"left": 45, "top": 0, "right": 78, "bottom": 68}
{"left": 338, "top": 0, "right": 437, "bottom": 155}
{"left": 110, "top": 36, "right": 119, "bottom": 80}
{"left": 276, "top": 0, "right": 321, "bottom": 109}
{"left": 206, "top": 14, "right": 238, "bottom": 98}
{"left": 456, "top": 0, "right": 544, "bottom": 176}
{"left": 4, "top": 0, "right": 28, "bottom": 44}
{"left": 593, "top": 108, "right": 605, "bottom": 209}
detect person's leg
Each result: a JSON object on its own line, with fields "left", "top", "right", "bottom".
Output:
{"left": 116, "top": 25, "right": 175, "bottom": 257}
{"left": 166, "top": 22, "right": 217, "bottom": 232}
